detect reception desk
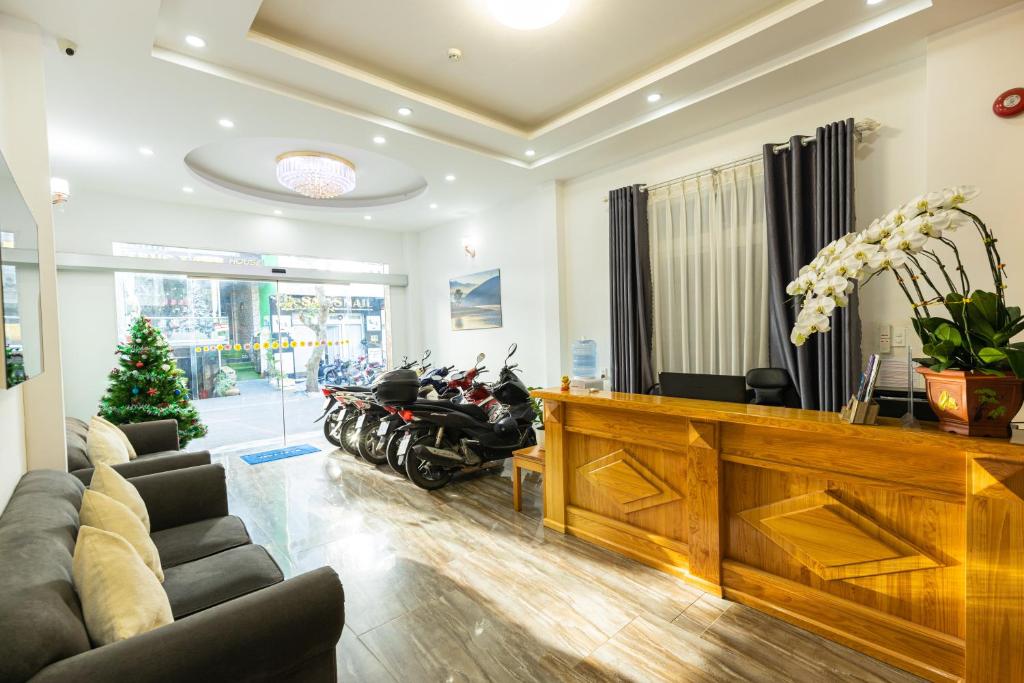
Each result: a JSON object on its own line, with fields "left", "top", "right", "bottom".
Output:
{"left": 532, "top": 388, "right": 1024, "bottom": 683}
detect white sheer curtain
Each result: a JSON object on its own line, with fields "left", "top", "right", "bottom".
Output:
{"left": 649, "top": 161, "right": 769, "bottom": 377}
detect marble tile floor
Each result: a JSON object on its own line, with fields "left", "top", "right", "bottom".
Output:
{"left": 212, "top": 435, "right": 925, "bottom": 683}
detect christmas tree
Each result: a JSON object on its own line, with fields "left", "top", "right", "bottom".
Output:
{"left": 99, "top": 316, "right": 207, "bottom": 446}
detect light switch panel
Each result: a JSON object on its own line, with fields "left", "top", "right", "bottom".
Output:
{"left": 893, "top": 327, "right": 907, "bottom": 347}
{"left": 879, "top": 324, "right": 892, "bottom": 353}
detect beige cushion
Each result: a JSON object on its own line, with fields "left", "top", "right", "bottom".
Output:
{"left": 80, "top": 489, "right": 163, "bottom": 582}
{"left": 90, "top": 462, "right": 150, "bottom": 532}
{"left": 96, "top": 415, "right": 137, "bottom": 460}
{"left": 72, "top": 525, "right": 173, "bottom": 645}
{"left": 86, "top": 417, "right": 131, "bottom": 466}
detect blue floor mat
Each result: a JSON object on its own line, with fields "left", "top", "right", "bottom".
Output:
{"left": 241, "top": 444, "right": 320, "bottom": 465}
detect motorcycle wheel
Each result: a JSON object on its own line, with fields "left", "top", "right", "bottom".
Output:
{"left": 339, "top": 412, "right": 362, "bottom": 457}
{"left": 322, "top": 410, "right": 342, "bottom": 447}
{"left": 357, "top": 418, "right": 388, "bottom": 465}
{"left": 385, "top": 430, "right": 417, "bottom": 476}
{"left": 404, "top": 432, "right": 454, "bottom": 491}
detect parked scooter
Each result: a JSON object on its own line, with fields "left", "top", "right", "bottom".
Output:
{"left": 377, "top": 344, "right": 535, "bottom": 490}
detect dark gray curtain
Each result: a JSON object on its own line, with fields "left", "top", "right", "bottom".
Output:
{"left": 609, "top": 185, "right": 654, "bottom": 394}
{"left": 763, "top": 119, "right": 861, "bottom": 411}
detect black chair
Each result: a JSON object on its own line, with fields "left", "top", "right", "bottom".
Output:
{"left": 745, "top": 368, "right": 801, "bottom": 408}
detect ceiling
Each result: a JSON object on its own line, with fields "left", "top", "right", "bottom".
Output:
{"left": 0, "top": 0, "right": 1017, "bottom": 232}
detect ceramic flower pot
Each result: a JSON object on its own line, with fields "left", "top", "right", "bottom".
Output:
{"left": 915, "top": 366, "right": 1024, "bottom": 438}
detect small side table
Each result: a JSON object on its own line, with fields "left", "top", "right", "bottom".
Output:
{"left": 512, "top": 445, "right": 545, "bottom": 512}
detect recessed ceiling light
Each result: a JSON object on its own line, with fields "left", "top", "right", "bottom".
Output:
{"left": 182, "top": 186, "right": 194, "bottom": 193}
{"left": 185, "top": 34, "right": 206, "bottom": 48}
{"left": 489, "top": 0, "right": 569, "bottom": 30}
{"left": 525, "top": 149, "right": 536, "bottom": 157}
{"left": 866, "top": 0, "right": 885, "bottom": 4}
{"left": 445, "top": 174, "right": 456, "bottom": 182}
{"left": 218, "top": 118, "right": 234, "bottom": 128}
{"left": 273, "top": 209, "right": 283, "bottom": 215}
{"left": 363, "top": 215, "right": 373, "bottom": 221}
{"left": 429, "top": 203, "right": 438, "bottom": 209}
{"left": 138, "top": 147, "right": 154, "bottom": 156}
{"left": 372, "top": 135, "right": 386, "bottom": 144}
{"left": 646, "top": 93, "right": 662, "bottom": 103}
{"left": 397, "top": 106, "right": 413, "bottom": 117}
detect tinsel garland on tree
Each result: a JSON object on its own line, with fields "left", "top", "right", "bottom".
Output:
{"left": 98, "top": 316, "right": 207, "bottom": 446}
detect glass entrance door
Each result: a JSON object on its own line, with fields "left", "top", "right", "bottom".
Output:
{"left": 114, "top": 271, "right": 391, "bottom": 451}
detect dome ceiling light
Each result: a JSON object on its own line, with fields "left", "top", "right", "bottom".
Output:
{"left": 488, "top": 0, "right": 569, "bottom": 30}
{"left": 275, "top": 151, "right": 356, "bottom": 199}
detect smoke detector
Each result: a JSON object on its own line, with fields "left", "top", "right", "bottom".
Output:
{"left": 447, "top": 47, "right": 463, "bottom": 63}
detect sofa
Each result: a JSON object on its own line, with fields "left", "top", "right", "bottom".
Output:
{"left": 0, "top": 465, "right": 345, "bottom": 682}
{"left": 65, "top": 417, "right": 211, "bottom": 485}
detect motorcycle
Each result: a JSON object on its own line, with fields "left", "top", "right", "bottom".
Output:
{"left": 378, "top": 344, "right": 536, "bottom": 490}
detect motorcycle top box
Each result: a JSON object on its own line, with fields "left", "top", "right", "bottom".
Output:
{"left": 373, "top": 368, "right": 420, "bottom": 405}
{"left": 491, "top": 376, "right": 531, "bottom": 405}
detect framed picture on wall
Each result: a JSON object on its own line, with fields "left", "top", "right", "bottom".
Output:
{"left": 450, "top": 269, "right": 502, "bottom": 331}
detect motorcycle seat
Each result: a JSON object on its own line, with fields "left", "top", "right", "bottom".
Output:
{"left": 416, "top": 399, "right": 489, "bottom": 422}
{"left": 329, "top": 385, "right": 370, "bottom": 392}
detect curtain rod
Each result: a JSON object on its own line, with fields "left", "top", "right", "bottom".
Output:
{"left": 606, "top": 118, "right": 880, "bottom": 200}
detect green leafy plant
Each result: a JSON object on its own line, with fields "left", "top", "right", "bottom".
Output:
{"left": 527, "top": 386, "right": 544, "bottom": 427}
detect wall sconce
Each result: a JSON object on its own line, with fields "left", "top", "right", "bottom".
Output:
{"left": 462, "top": 236, "right": 476, "bottom": 258}
{"left": 50, "top": 177, "right": 70, "bottom": 208}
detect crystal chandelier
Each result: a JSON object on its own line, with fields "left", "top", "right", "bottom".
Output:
{"left": 275, "top": 151, "right": 356, "bottom": 199}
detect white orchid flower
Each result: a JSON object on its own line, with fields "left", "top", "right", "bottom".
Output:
{"left": 806, "top": 313, "right": 831, "bottom": 333}
{"left": 945, "top": 209, "right": 974, "bottom": 232}
{"left": 813, "top": 275, "right": 850, "bottom": 297}
{"left": 883, "top": 228, "right": 928, "bottom": 253}
{"left": 885, "top": 206, "right": 915, "bottom": 228}
{"left": 832, "top": 291, "right": 850, "bottom": 307}
{"left": 785, "top": 279, "right": 805, "bottom": 296}
{"left": 868, "top": 248, "right": 909, "bottom": 270}
{"left": 790, "top": 325, "right": 811, "bottom": 346}
{"left": 941, "top": 185, "right": 980, "bottom": 208}
{"left": 848, "top": 242, "right": 880, "bottom": 262}
{"left": 909, "top": 191, "right": 944, "bottom": 214}
{"left": 804, "top": 295, "right": 836, "bottom": 316}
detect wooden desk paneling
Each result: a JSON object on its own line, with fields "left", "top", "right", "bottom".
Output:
{"left": 534, "top": 387, "right": 1024, "bottom": 683}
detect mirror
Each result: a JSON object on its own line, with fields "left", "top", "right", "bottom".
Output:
{"left": 0, "top": 150, "right": 43, "bottom": 388}
{"left": 476, "top": 352, "right": 485, "bottom": 364}
{"left": 506, "top": 342, "right": 517, "bottom": 360}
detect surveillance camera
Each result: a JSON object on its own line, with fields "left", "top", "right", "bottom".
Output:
{"left": 57, "top": 38, "right": 77, "bottom": 57}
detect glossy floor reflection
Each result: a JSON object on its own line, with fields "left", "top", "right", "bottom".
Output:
{"left": 214, "top": 434, "right": 924, "bottom": 682}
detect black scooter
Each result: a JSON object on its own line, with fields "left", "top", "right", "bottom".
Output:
{"left": 379, "top": 344, "right": 535, "bottom": 490}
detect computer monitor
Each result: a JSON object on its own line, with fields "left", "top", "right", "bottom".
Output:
{"left": 659, "top": 372, "right": 748, "bottom": 404}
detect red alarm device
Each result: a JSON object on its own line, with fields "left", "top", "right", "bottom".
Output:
{"left": 993, "top": 87, "right": 1024, "bottom": 118}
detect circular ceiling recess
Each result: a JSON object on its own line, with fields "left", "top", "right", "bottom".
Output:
{"left": 184, "top": 137, "right": 428, "bottom": 209}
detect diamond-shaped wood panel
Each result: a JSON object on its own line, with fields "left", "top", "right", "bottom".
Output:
{"left": 738, "top": 490, "right": 940, "bottom": 580}
{"left": 577, "top": 449, "right": 682, "bottom": 514}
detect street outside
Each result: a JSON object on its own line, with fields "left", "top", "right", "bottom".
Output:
{"left": 189, "top": 378, "right": 327, "bottom": 451}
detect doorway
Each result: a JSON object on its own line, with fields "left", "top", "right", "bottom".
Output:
{"left": 114, "top": 272, "right": 391, "bottom": 450}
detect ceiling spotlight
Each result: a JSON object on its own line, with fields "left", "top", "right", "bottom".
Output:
{"left": 646, "top": 93, "right": 662, "bottom": 103}
{"left": 525, "top": 149, "right": 536, "bottom": 157}
{"left": 372, "top": 135, "right": 386, "bottom": 144}
{"left": 444, "top": 174, "right": 456, "bottom": 182}
{"left": 397, "top": 106, "right": 413, "bottom": 116}
{"left": 273, "top": 209, "right": 283, "bottom": 215}
{"left": 185, "top": 34, "right": 206, "bottom": 48}
{"left": 218, "top": 118, "right": 234, "bottom": 128}
{"left": 363, "top": 215, "right": 373, "bottom": 221}
{"left": 866, "top": 0, "right": 885, "bottom": 4}
{"left": 138, "top": 147, "right": 154, "bottom": 156}
{"left": 182, "top": 186, "right": 194, "bottom": 193}
{"left": 489, "top": 0, "right": 569, "bottom": 30}
{"left": 429, "top": 203, "right": 438, "bottom": 209}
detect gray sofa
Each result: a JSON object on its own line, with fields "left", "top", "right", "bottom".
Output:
{"left": 0, "top": 465, "right": 345, "bottom": 682}
{"left": 65, "top": 417, "right": 211, "bottom": 484}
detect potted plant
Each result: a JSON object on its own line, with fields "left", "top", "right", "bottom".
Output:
{"left": 528, "top": 386, "right": 545, "bottom": 448}
{"left": 787, "top": 186, "right": 1023, "bottom": 437}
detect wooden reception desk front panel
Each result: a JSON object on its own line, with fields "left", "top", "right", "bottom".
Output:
{"left": 533, "top": 388, "right": 1024, "bottom": 683}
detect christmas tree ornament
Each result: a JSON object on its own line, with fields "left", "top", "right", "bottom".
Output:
{"left": 161, "top": 363, "right": 171, "bottom": 372}
{"left": 132, "top": 387, "right": 140, "bottom": 395}
{"left": 135, "top": 361, "right": 144, "bottom": 368}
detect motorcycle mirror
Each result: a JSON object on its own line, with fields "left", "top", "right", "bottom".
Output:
{"left": 506, "top": 343, "right": 517, "bottom": 361}
{"left": 476, "top": 352, "right": 485, "bottom": 364}
{"left": 421, "top": 349, "right": 431, "bottom": 362}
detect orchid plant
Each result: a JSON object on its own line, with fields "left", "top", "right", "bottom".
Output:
{"left": 786, "top": 186, "right": 1024, "bottom": 378}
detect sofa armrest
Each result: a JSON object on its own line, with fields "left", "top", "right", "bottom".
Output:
{"left": 71, "top": 451, "right": 211, "bottom": 486}
{"left": 128, "top": 464, "right": 228, "bottom": 532}
{"left": 117, "top": 419, "right": 180, "bottom": 455}
{"left": 29, "top": 568, "right": 344, "bottom": 683}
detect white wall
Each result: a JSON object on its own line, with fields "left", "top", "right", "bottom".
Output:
{"left": 926, "top": 4, "right": 1024, "bottom": 307}
{"left": 0, "top": 14, "right": 65, "bottom": 505}
{"left": 54, "top": 190, "right": 412, "bottom": 419}
{"left": 413, "top": 182, "right": 562, "bottom": 388}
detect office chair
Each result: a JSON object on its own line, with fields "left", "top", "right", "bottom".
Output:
{"left": 745, "top": 368, "right": 801, "bottom": 408}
